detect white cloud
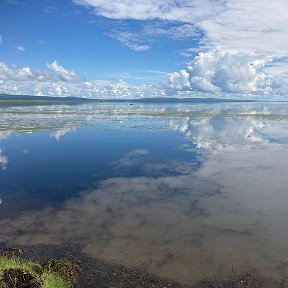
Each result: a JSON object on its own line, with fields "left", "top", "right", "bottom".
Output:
{"left": 0, "top": 61, "right": 160, "bottom": 98}
{"left": 171, "top": 116, "right": 268, "bottom": 150}
{"left": 0, "top": 170, "right": 221, "bottom": 283}
{"left": 126, "top": 44, "right": 150, "bottom": 52}
{"left": 0, "top": 61, "right": 79, "bottom": 83}
{"left": 108, "top": 23, "right": 199, "bottom": 52}
{"left": 0, "top": 132, "right": 10, "bottom": 171}
{"left": 108, "top": 30, "right": 151, "bottom": 52}
{"left": 47, "top": 82, "right": 71, "bottom": 96}
{"left": 74, "top": 0, "right": 288, "bottom": 96}
{"left": 142, "top": 23, "right": 199, "bottom": 40}
{"left": 50, "top": 128, "right": 75, "bottom": 141}
{"left": 178, "top": 47, "right": 202, "bottom": 58}
{"left": 34, "top": 88, "right": 44, "bottom": 96}
{"left": 0, "top": 148, "right": 8, "bottom": 171}
{"left": 0, "top": 131, "right": 12, "bottom": 140}
{"left": 165, "top": 50, "right": 270, "bottom": 94}
{"left": 73, "top": 0, "right": 288, "bottom": 55}
{"left": 2, "top": 0, "right": 288, "bottom": 97}
{"left": 47, "top": 61, "right": 79, "bottom": 81}
{"left": 15, "top": 45, "right": 25, "bottom": 52}
{"left": 1, "top": 57, "right": 288, "bottom": 98}
{"left": 199, "top": 0, "right": 288, "bottom": 55}
{"left": 3, "top": 113, "right": 288, "bottom": 282}
{"left": 113, "top": 149, "right": 150, "bottom": 168}
{"left": 77, "top": 79, "right": 156, "bottom": 98}
{"left": 0, "top": 63, "right": 36, "bottom": 81}
{"left": 73, "top": 0, "right": 224, "bottom": 22}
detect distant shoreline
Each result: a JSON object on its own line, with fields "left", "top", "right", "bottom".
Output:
{"left": 2, "top": 94, "right": 288, "bottom": 108}
{"left": 0, "top": 93, "right": 258, "bottom": 104}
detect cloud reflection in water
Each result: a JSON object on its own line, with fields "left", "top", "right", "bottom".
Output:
{"left": 2, "top": 102, "right": 288, "bottom": 284}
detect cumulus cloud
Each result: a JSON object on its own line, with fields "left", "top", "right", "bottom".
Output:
{"left": 0, "top": 63, "right": 35, "bottom": 81}
{"left": 0, "top": 62, "right": 159, "bottom": 98}
{"left": 48, "top": 82, "right": 71, "bottom": 96}
{"left": 166, "top": 101, "right": 288, "bottom": 150}
{"left": 165, "top": 50, "right": 270, "bottom": 94}
{"left": 47, "top": 61, "right": 79, "bottom": 81}
{"left": 0, "top": 61, "right": 89, "bottom": 96}
{"left": 171, "top": 117, "right": 268, "bottom": 150}
{"left": 0, "top": 61, "right": 78, "bottom": 83}
{"left": 75, "top": 79, "right": 159, "bottom": 98}
{"left": 3, "top": 0, "right": 288, "bottom": 97}
{"left": 34, "top": 88, "right": 44, "bottom": 96}
{"left": 4, "top": 0, "right": 288, "bottom": 99}
{"left": 0, "top": 59, "right": 163, "bottom": 98}
{"left": 74, "top": 0, "right": 288, "bottom": 96}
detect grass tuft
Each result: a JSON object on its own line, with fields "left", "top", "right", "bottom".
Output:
{"left": 0, "top": 256, "right": 75, "bottom": 288}
{"left": 42, "top": 271, "right": 69, "bottom": 288}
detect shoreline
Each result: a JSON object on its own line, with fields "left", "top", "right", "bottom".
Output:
{"left": 0, "top": 242, "right": 183, "bottom": 288}
{"left": 0, "top": 242, "right": 284, "bottom": 288}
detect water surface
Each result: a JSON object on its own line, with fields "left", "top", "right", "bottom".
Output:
{"left": 1, "top": 101, "right": 288, "bottom": 284}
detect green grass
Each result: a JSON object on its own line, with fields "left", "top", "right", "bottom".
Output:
{"left": 42, "top": 271, "right": 69, "bottom": 288}
{"left": 0, "top": 256, "right": 69, "bottom": 288}
{"left": 0, "top": 256, "right": 41, "bottom": 273}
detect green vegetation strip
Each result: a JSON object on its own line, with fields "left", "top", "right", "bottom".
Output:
{"left": 0, "top": 100, "right": 68, "bottom": 103}
{"left": 2, "top": 110, "right": 288, "bottom": 120}
{"left": 0, "top": 256, "right": 79, "bottom": 288}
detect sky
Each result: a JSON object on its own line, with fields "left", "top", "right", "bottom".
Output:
{"left": 0, "top": 0, "right": 288, "bottom": 99}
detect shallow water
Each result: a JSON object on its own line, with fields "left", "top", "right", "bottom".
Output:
{"left": 1, "top": 101, "right": 288, "bottom": 284}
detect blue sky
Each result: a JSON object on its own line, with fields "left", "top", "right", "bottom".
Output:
{"left": 1, "top": 0, "right": 288, "bottom": 98}
{"left": 0, "top": 0, "right": 197, "bottom": 81}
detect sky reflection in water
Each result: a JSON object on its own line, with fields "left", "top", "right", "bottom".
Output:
{"left": 1, "top": 102, "right": 288, "bottom": 284}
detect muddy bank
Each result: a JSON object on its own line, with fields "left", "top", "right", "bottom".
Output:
{"left": 0, "top": 242, "right": 182, "bottom": 288}
{"left": 1, "top": 242, "right": 287, "bottom": 288}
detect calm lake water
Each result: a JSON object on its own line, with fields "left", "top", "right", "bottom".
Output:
{"left": 1, "top": 101, "right": 288, "bottom": 284}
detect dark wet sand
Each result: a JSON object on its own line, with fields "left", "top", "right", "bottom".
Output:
{"left": 0, "top": 242, "right": 183, "bottom": 288}
{"left": 1, "top": 242, "right": 286, "bottom": 288}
